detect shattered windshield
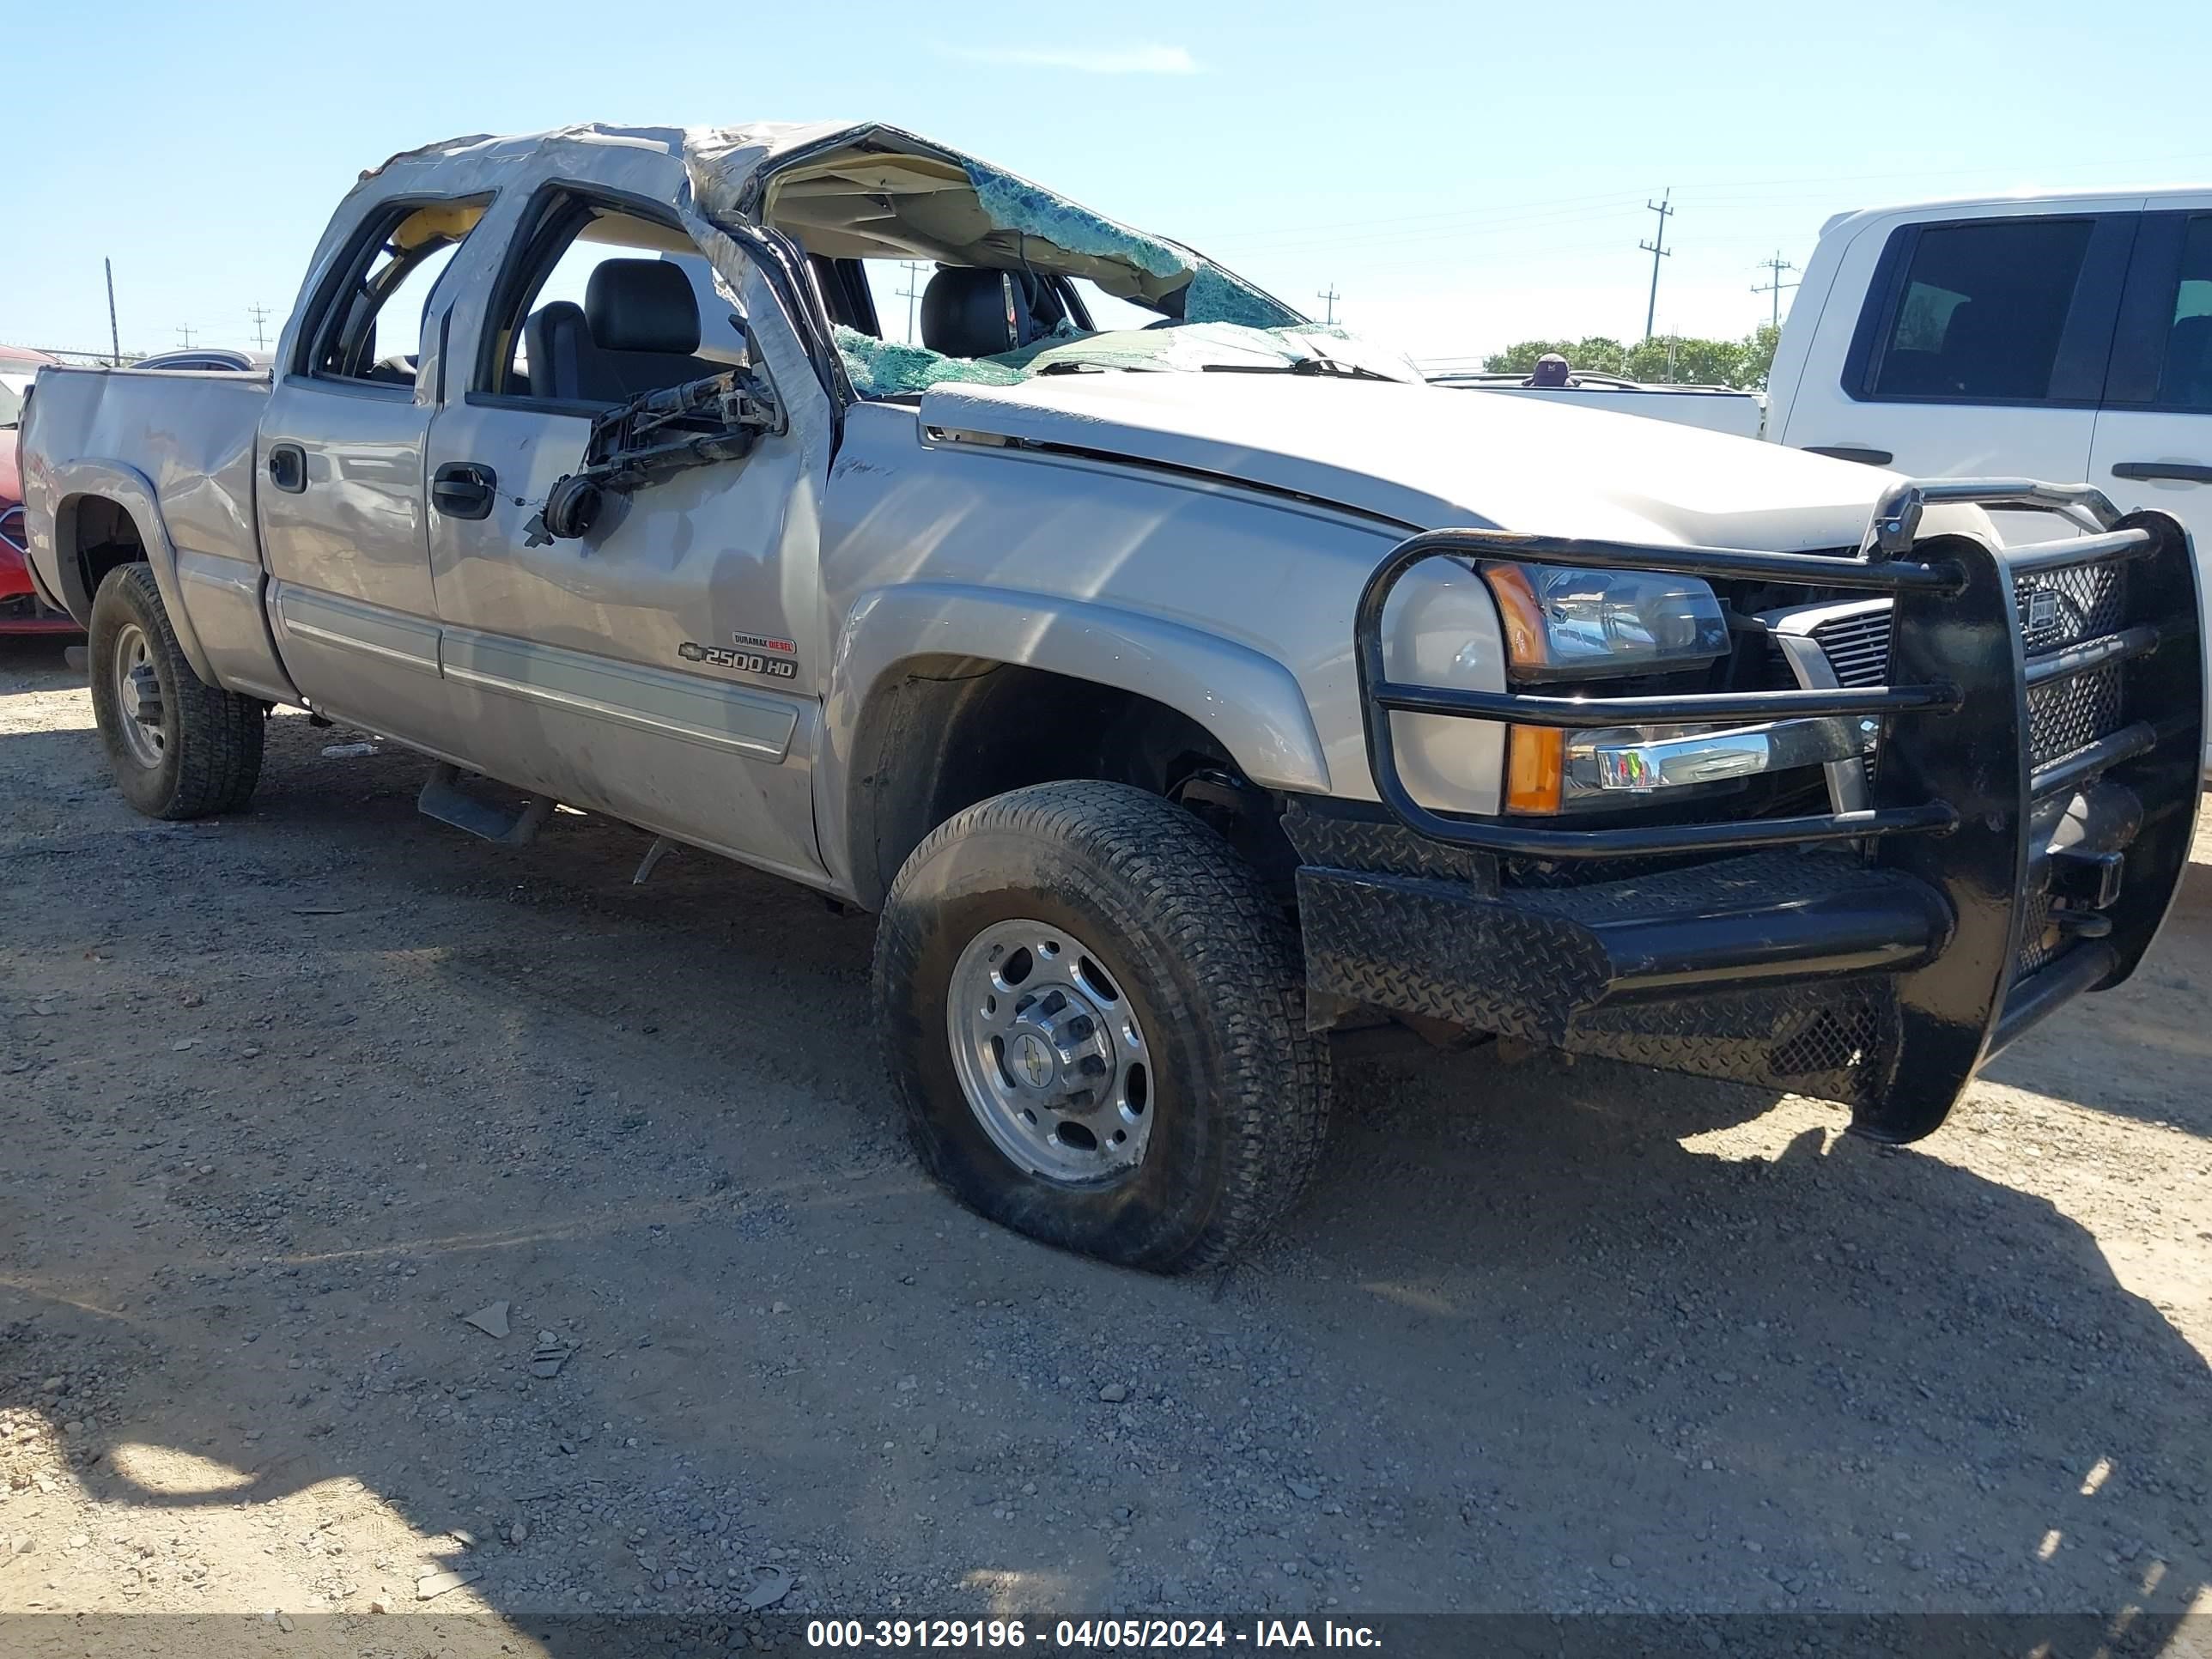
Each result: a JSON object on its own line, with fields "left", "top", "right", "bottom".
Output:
{"left": 714, "top": 130, "right": 1421, "bottom": 399}
{"left": 833, "top": 319, "right": 1422, "bottom": 399}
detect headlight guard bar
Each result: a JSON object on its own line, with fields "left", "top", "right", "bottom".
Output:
{"left": 1353, "top": 483, "right": 2179, "bottom": 861}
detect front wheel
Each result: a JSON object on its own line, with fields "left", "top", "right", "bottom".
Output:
{"left": 87, "top": 563, "right": 264, "bottom": 819}
{"left": 873, "top": 781, "right": 1329, "bottom": 1273}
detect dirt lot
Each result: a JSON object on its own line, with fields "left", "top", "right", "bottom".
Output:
{"left": 4, "top": 634, "right": 2212, "bottom": 1649}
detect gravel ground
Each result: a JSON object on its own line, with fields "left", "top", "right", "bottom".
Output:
{"left": 3, "top": 635, "right": 2211, "bottom": 1648}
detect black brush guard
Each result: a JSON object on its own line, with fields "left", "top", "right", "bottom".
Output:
{"left": 1295, "top": 481, "right": 2203, "bottom": 1139}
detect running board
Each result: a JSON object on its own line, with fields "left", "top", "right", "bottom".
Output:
{"left": 416, "top": 763, "right": 556, "bottom": 846}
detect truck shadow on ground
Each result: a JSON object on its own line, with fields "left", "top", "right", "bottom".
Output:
{"left": 3, "top": 700, "right": 2209, "bottom": 1637}
{"left": 1978, "top": 859, "right": 2212, "bottom": 1139}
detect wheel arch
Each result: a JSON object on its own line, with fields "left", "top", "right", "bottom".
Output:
{"left": 46, "top": 461, "right": 216, "bottom": 684}
{"left": 823, "top": 586, "right": 1331, "bottom": 909}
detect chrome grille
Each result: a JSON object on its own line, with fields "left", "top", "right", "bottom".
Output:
{"left": 1808, "top": 609, "right": 1894, "bottom": 688}
{"left": 1783, "top": 567, "right": 2128, "bottom": 775}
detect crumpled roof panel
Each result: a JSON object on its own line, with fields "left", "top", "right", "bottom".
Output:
{"left": 360, "top": 120, "right": 1298, "bottom": 322}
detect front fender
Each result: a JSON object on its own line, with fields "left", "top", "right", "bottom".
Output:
{"left": 817, "top": 580, "right": 1333, "bottom": 896}
{"left": 41, "top": 459, "right": 216, "bottom": 685}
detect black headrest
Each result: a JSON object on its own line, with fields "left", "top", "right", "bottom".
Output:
{"left": 586, "top": 259, "right": 700, "bottom": 355}
{"left": 921, "top": 268, "right": 1036, "bottom": 359}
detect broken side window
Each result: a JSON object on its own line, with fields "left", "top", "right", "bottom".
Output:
{"left": 478, "top": 194, "right": 754, "bottom": 410}
{"left": 307, "top": 196, "right": 492, "bottom": 387}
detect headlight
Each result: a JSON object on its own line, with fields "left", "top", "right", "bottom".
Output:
{"left": 1480, "top": 562, "right": 1729, "bottom": 682}
{"left": 1480, "top": 561, "right": 1735, "bottom": 813}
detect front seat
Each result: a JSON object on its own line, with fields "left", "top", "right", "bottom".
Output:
{"left": 526, "top": 258, "right": 715, "bottom": 404}
{"left": 524, "top": 301, "right": 595, "bottom": 402}
{"left": 920, "top": 268, "right": 1051, "bottom": 358}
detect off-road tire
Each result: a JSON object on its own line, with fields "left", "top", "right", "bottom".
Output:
{"left": 87, "top": 563, "right": 264, "bottom": 819}
{"left": 874, "top": 780, "right": 1330, "bottom": 1273}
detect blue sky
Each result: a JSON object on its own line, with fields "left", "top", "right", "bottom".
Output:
{"left": 11, "top": 0, "right": 2212, "bottom": 365}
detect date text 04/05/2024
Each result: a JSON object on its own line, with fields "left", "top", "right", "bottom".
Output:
{"left": 804, "top": 1619, "right": 1384, "bottom": 1649}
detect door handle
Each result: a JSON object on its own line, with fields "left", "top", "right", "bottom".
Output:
{"left": 431, "top": 461, "right": 498, "bottom": 520}
{"left": 1802, "top": 444, "right": 1894, "bottom": 467}
{"left": 2112, "top": 460, "right": 2212, "bottom": 484}
{"left": 266, "top": 442, "right": 307, "bottom": 493}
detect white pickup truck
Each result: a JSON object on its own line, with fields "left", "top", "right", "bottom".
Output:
{"left": 16, "top": 123, "right": 2204, "bottom": 1272}
{"left": 1428, "top": 368, "right": 1766, "bottom": 439}
{"left": 1448, "top": 189, "right": 2212, "bottom": 638}
{"left": 1771, "top": 187, "right": 2212, "bottom": 580}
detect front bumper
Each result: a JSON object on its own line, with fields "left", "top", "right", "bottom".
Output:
{"left": 1295, "top": 480, "right": 2204, "bottom": 1141}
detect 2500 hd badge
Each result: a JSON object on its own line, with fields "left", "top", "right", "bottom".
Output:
{"left": 678, "top": 641, "right": 799, "bottom": 679}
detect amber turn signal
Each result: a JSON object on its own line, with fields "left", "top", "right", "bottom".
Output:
{"left": 1505, "top": 726, "right": 1564, "bottom": 814}
{"left": 1483, "top": 564, "right": 1548, "bottom": 672}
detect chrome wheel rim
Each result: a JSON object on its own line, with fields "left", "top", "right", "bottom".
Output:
{"left": 112, "top": 623, "right": 166, "bottom": 769}
{"left": 945, "top": 917, "right": 1154, "bottom": 1185}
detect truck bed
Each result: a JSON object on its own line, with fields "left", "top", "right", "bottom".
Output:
{"left": 21, "top": 362, "right": 291, "bottom": 701}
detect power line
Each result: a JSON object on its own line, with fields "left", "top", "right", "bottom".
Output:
{"left": 1752, "top": 252, "right": 1800, "bottom": 331}
{"left": 1639, "top": 190, "right": 1674, "bottom": 343}
{"left": 896, "top": 260, "right": 927, "bottom": 345}
{"left": 248, "top": 304, "right": 272, "bottom": 352}
{"left": 1316, "top": 283, "right": 1341, "bottom": 325}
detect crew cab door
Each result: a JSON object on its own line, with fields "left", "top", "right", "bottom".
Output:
{"left": 1778, "top": 204, "right": 2138, "bottom": 544}
{"left": 2092, "top": 206, "right": 2212, "bottom": 608}
{"left": 422, "top": 187, "right": 830, "bottom": 882}
{"left": 257, "top": 196, "right": 490, "bottom": 746}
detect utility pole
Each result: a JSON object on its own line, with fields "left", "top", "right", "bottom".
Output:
{"left": 896, "top": 260, "right": 927, "bottom": 344}
{"left": 175, "top": 324, "right": 197, "bottom": 349}
{"left": 1316, "top": 284, "right": 1341, "bottom": 325}
{"left": 1640, "top": 190, "right": 1674, "bottom": 343}
{"left": 1752, "top": 252, "right": 1799, "bottom": 331}
{"left": 104, "top": 258, "right": 121, "bottom": 365}
{"left": 248, "top": 304, "right": 272, "bottom": 352}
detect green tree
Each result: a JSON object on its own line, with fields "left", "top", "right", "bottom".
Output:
{"left": 1622, "top": 335, "right": 1742, "bottom": 386}
{"left": 1738, "top": 324, "right": 1780, "bottom": 391}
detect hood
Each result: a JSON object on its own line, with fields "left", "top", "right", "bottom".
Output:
{"left": 917, "top": 373, "right": 1910, "bottom": 551}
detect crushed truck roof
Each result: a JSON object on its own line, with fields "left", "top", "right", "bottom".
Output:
{"left": 360, "top": 121, "right": 1294, "bottom": 326}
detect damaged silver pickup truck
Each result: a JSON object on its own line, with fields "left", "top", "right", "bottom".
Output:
{"left": 17, "top": 123, "right": 2206, "bottom": 1272}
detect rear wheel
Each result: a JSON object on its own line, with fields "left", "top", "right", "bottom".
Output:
{"left": 87, "top": 563, "right": 264, "bottom": 819}
{"left": 873, "top": 781, "right": 1329, "bottom": 1273}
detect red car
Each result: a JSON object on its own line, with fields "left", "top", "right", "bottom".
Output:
{"left": 0, "top": 346, "right": 81, "bottom": 635}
